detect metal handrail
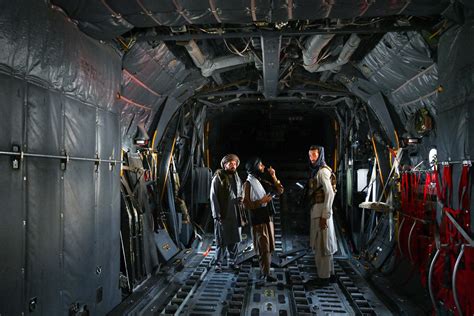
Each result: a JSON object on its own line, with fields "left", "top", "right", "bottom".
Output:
{"left": 397, "top": 216, "right": 406, "bottom": 256}
{"left": 407, "top": 220, "right": 417, "bottom": 263}
{"left": 397, "top": 211, "right": 431, "bottom": 224}
{"left": 0, "top": 150, "right": 122, "bottom": 164}
{"left": 428, "top": 248, "right": 441, "bottom": 314}
{"left": 437, "top": 160, "right": 472, "bottom": 166}
{"left": 452, "top": 244, "right": 465, "bottom": 316}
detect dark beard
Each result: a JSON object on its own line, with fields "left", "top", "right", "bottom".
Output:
{"left": 225, "top": 169, "right": 236, "bottom": 174}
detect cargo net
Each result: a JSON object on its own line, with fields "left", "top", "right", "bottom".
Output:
{"left": 398, "top": 163, "right": 474, "bottom": 316}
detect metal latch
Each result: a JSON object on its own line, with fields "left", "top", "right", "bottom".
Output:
{"left": 29, "top": 297, "right": 37, "bottom": 312}
{"left": 94, "top": 153, "right": 100, "bottom": 172}
{"left": 12, "top": 144, "right": 20, "bottom": 169}
{"left": 60, "top": 150, "right": 69, "bottom": 171}
{"left": 109, "top": 155, "right": 115, "bottom": 171}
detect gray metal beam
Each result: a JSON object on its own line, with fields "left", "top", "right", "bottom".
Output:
{"left": 196, "top": 89, "right": 257, "bottom": 98}
{"left": 195, "top": 89, "right": 350, "bottom": 98}
{"left": 261, "top": 34, "right": 281, "bottom": 98}
{"left": 198, "top": 96, "right": 349, "bottom": 108}
{"left": 367, "top": 93, "right": 397, "bottom": 147}
{"left": 137, "top": 25, "right": 422, "bottom": 42}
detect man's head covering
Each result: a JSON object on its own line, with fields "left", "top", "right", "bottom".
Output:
{"left": 220, "top": 154, "right": 240, "bottom": 169}
{"left": 309, "top": 145, "right": 327, "bottom": 177}
{"left": 245, "top": 157, "right": 262, "bottom": 175}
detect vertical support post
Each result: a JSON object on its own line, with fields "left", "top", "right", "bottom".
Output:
{"left": 260, "top": 34, "right": 282, "bottom": 98}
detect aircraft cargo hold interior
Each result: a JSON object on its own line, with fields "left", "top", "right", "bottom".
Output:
{"left": 1, "top": 1, "right": 474, "bottom": 315}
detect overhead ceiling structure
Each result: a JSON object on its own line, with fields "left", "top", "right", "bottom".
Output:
{"left": 50, "top": 0, "right": 451, "bottom": 146}
{"left": 51, "top": 0, "right": 449, "bottom": 39}
{"left": 260, "top": 34, "right": 282, "bottom": 98}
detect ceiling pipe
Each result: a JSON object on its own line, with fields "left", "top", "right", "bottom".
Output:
{"left": 312, "top": 34, "right": 361, "bottom": 72}
{"left": 184, "top": 40, "right": 256, "bottom": 77}
{"left": 302, "top": 34, "right": 335, "bottom": 72}
{"left": 303, "top": 34, "right": 361, "bottom": 73}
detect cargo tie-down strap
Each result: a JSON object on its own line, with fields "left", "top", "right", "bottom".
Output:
{"left": 398, "top": 172, "right": 411, "bottom": 257}
{"left": 416, "top": 171, "right": 436, "bottom": 287}
{"left": 410, "top": 172, "right": 434, "bottom": 280}
{"left": 398, "top": 171, "right": 430, "bottom": 262}
{"left": 397, "top": 170, "right": 436, "bottom": 294}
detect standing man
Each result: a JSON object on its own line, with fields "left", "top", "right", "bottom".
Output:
{"left": 210, "top": 154, "right": 244, "bottom": 272}
{"left": 307, "top": 145, "right": 337, "bottom": 286}
{"left": 243, "top": 157, "right": 284, "bottom": 282}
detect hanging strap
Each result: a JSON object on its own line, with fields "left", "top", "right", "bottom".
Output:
{"left": 434, "top": 164, "right": 453, "bottom": 208}
{"left": 458, "top": 164, "right": 471, "bottom": 235}
{"left": 443, "top": 164, "right": 453, "bottom": 208}
{"left": 458, "top": 164, "right": 470, "bottom": 211}
{"left": 401, "top": 172, "right": 409, "bottom": 210}
{"left": 434, "top": 165, "right": 444, "bottom": 205}
{"left": 425, "top": 171, "right": 438, "bottom": 222}
{"left": 423, "top": 172, "right": 429, "bottom": 200}
{"left": 412, "top": 172, "right": 421, "bottom": 217}
{"left": 420, "top": 172, "right": 431, "bottom": 220}
{"left": 404, "top": 172, "right": 420, "bottom": 216}
{"left": 407, "top": 172, "right": 413, "bottom": 214}
{"left": 407, "top": 173, "right": 415, "bottom": 215}
{"left": 423, "top": 172, "right": 432, "bottom": 204}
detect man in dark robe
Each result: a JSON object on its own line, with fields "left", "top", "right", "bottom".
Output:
{"left": 210, "top": 154, "right": 244, "bottom": 272}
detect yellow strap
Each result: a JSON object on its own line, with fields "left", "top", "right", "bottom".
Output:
{"left": 151, "top": 130, "right": 158, "bottom": 150}
{"left": 160, "top": 137, "right": 177, "bottom": 202}
{"left": 371, "top": 136, "right": 386, "bottom": 197}
{"left": 394, "top": 129, "right": 400, "bottom": 150}
{"left": 120, "top": 149, "right": 125, "bottom": 177}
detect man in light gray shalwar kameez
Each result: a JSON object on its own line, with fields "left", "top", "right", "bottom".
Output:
{"left": 307, "top": 145, "right": 337, "bottom": 286}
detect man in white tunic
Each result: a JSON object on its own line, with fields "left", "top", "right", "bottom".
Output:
{"left": 243, "top": 157, "right": 284, "bottom": 283}
{"left": 307, "top": 145, "right": 337, "bottom": 286}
